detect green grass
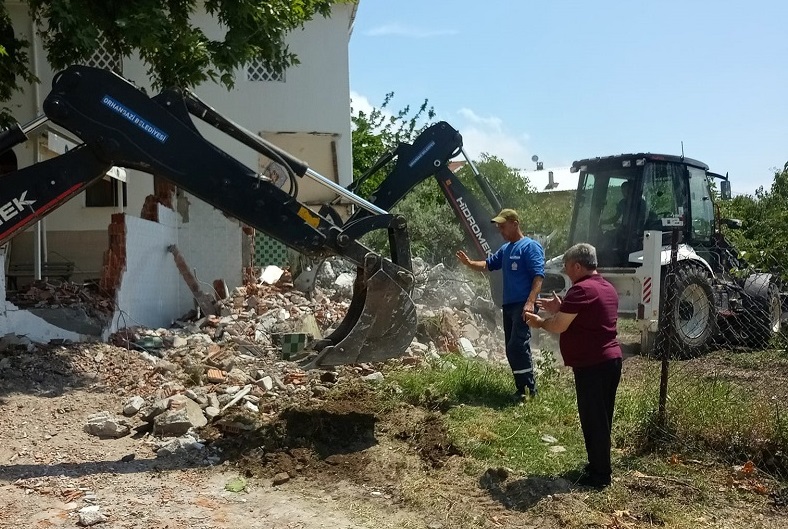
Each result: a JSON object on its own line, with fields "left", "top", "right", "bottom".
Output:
{"left": 379, "top": 351, "right": 788, "bottom": 481}
{"left": 381, "top": 355, "right": 588, "bottom": 475}
{"left": 715, "top": 347, "right": 788, "bottom": 370}
{"left": 613, "top": 361, "right": 788, "bottom": 474}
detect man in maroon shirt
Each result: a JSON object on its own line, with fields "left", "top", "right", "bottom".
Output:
{"left": 524, "top": 243, "right": 622, "bottom": 488}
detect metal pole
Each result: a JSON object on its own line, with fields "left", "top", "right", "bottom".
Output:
{"left": 460, "top": 148, "right": 502, "bottom": 212}
{"left": 303, "top": 168, "right": 388, "bottom": 216}
{"left": 657, "top": 227, "right": 680, "bottom": 428}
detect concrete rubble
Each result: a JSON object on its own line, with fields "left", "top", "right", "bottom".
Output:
{"left": 83, "top": 411, "right": 131, "bottom": 438}
{"left": 0, "top": 257, "right": 575, "bottom": 528}
{"left": 5, "top": 256, "right": 514, "bottom": 465}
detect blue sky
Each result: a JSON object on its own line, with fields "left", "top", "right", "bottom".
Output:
{"left": 348, "top": 0, "right": 788, "bottom": 195}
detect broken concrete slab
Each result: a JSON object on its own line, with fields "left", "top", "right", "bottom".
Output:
{"left": 84, "top": 411, "right": 131, "bottom": 438}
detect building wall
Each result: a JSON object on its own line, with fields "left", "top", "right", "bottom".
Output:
{"left": 0, "top": 247, "right": 84, "bottom": 341}
{"left": 173, "top": 195, "right": 244, "bottom": 311}
{"left": 109, "top": 208, "right": 183, "bottom": 332}
{"left": 6, "top": 3, "right": 354, "bottom": 217}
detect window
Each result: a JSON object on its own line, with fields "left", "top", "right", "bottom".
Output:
{"left": 570, "top": 172, "right": 597, "bottom": 244}
{"left": 642, "top": 162, "right": 688, "bottom": 223}
{"left": 570, "top": 169, "right": 639, "bottom": 246}
{"left": 246, "top": 57, "right": 286, "bottom": 82}
{"left": 687, "top": 166, "right": 714, "bottom": 241}
{"left": 85, "top": 176, "right": 127, "bottom": 208}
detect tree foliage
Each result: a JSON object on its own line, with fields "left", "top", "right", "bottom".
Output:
{"left": 720, "top": 162, "right": 788, "bottom": 279}
{"left": 0, "top": 14, "right": 36, "bottom": 121}
{"left": 455, "top": 154, "right": 573, "bottom": 257}
{"left": 351, "top": 95, "right": 575, "bottom": 264}
{"left": 0, "top": 0, "right": 343, "bottom": 123}
{"left": 351, "top": 91, "right": 435, "bottom": 197}
{"left": 351, "top": 93, "right": 460, "bottom": 261}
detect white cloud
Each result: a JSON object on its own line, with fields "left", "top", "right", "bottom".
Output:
{"left": 364, "top": 24, "right": 458, "bottom": 38}
{"left": 457, "top": 108, "right": 504, "bottom": 131}
{"left": 454, "top": 108, "right": 532, "bottom": 171}
{"left": 350, "top": 90, "right": 376, "bottom": 117}
{"left": 350, "top": 94, "right": 534, "bottom": 171}
{"left": 350, "top": 90, "right": 399, "bottom": 136}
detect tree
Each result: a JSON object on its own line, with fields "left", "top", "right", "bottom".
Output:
{"left": 455, "top": 153, "right": 533, "bottom": 207}
{"left": 351, "top": 93, "right": 470, "bottom": 262}
{"left": 350, "top": 97, "right": 574, "bottom": 263}
{"left": 0, "top": 14, "right": 36, "bottom": 121}
{"left": 0, "top": 0, "right": 343, "bottom": 123}
{"left": 455, "top": 154, "right": 573, "bottom": 257}
{"left": 720, "top": 162, "right": 788, "bottom": 280}
{"left": 351, "top": 91, "right": 435, "bottom": 197}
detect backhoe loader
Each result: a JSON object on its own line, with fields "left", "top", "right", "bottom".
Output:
{"left": 0, "top": 65, "right": 417, "bottom": 368}
{"left": 541, "top": 153, "right": 784, "bottom": 356}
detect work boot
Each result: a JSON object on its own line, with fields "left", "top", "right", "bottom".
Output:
{"left": 511, "top": 389, "right": 537, "bottom": 405}
{"left": 511, "top": 391, "right": 526, "bottom": 403}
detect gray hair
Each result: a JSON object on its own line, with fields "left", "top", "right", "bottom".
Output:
{"left": 563, "top": 243, "right": 598, "bottom": 270}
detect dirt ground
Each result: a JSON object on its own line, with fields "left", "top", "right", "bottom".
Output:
{"left": 2, "top": 342, "right": 788, "bottom": 529}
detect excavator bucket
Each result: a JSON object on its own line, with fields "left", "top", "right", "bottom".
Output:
{"left": 308, "top": 267, "right": 417, "bottom": 367}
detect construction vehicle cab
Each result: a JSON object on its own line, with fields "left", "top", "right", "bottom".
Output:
{"left": 569, "top": 154, "right": 721, "bottom": 267}
{"left": 543, "top": 153, "right": 784, "bottom": 356}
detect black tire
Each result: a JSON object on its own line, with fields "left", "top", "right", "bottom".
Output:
{"left": 742, "top": 283, "right": 782, "bottom": 349}
{"left": 659, "top": 263, "right": 717, "bottom": 358}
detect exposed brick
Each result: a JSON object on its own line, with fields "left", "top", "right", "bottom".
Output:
{"left": 153, "top": 178, "right": 176, "bottom": 210}
{"left": 100, "top": 216, "right": 128, "bottom": 297}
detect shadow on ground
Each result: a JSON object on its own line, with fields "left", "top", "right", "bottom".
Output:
{"left": 479, "top": 467, "right": 574, "bottom": 511}
{"left": 0, "top": 455, "right": 208, "bottom": 482}
{"left": 0, "top": 344, "right": 91, "bottom": 398}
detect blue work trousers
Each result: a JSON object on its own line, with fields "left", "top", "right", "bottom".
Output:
{"left": 502, "top": 301, "right": 536, "bottom": 395}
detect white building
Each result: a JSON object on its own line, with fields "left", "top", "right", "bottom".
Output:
{"left": 0, "top": 2, "right": 359, "bottom": 342}
{"left": 519, "top": 166, "right": 576, "bottom": 194}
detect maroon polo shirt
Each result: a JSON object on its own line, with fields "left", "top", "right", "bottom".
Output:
{"left": 558, "top": 273, "right": 622, "bottom": 368}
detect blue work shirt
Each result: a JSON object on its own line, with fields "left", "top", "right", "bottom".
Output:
{"left": 486, "top": 237, "right": 545, "bottom": 306}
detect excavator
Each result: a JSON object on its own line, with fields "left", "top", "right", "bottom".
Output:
{"left": 307, "top": 121, "right": 507, "bottom": 306}
{"left": 0, "top": 65, "right": 424, "bottom": 368}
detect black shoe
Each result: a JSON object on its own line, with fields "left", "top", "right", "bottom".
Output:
{"left": 576, "top": 472, "right": 611, "bottom": 489}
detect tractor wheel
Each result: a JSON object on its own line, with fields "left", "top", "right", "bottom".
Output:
{"left": 742, "top": 283, "right": 782, "bottom": 349}
{"left": 659, "top": 263, "right": 717, "bottom": 358}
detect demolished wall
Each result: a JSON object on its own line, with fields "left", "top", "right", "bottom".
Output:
{"left": 107, "top": 207, "right": 183, "bottom": 334}
{"left": 0, "top": 247, "right": 85, "bottom": 342}
{"left": 108, "top": 194, "right": 244, "bottom": 333}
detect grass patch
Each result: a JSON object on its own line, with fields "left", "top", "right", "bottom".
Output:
{"left": 613, "top": 360, "right": 788, "bottom": 475}
{"left": 715, "top": 348, "right": 788, "bottom": 370}
{"left": 379, "top": 351, "right": 788, "bottom": 482}
{"left": 381, "top": 354, "right": 588, "bottom": 476}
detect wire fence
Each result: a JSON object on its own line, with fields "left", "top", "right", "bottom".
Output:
{"left": 644, "top": 227, "right": 788, "bottom": 482}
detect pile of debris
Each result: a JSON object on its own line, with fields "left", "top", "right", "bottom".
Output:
{"left": 304, "top": 256, "right": 505, "bottom": 361}
{"left": 0, "top": 256, "right": 513, "bottom": 469}
{"left": 6, "top": 279, "right": 115, "bottom": 321}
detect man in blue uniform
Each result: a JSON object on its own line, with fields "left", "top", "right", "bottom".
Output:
{"left": 457, "top": 208, "right": 545, "bottom": 401}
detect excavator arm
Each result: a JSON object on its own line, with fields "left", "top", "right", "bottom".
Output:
{"left": 0, "top": 65, "right": 416, "bottom": 367}
{"left": 340, "top": 121, "right": 506, "bottom": 306}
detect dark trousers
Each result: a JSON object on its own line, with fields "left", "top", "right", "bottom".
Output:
{"left": 573, "top": 357, "right": 622, "bottom": 479}
{"left": 502, "top": 302, "right": 536, "bottom": 394}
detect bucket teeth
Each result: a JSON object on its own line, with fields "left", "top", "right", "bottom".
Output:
{"left": 309, "top": 268, "right": 416, "bottom": 367}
